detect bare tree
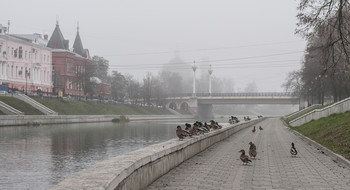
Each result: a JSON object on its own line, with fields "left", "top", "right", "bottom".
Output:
{"left": 282, "top": 70, "right": 303, "bottom": 95}
{"left": 296, "top": 0, "right": 350, "bottom": 69}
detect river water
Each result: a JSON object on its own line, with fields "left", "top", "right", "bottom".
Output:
{"left": 0, "top": 117, "right": 229, "bottom": 190}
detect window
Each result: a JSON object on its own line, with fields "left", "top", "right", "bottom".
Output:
{"left": 25, "top": 51, "right": 27, "bottom": 59}
{"left": 11, "top": 47, "right": 14, "bottom": 56}
{"left": 19, "top": 46, "right": 23, "bottom": 58}
{"left": 44, "top": 55, "right": 46, "bottom": 63}
{"left": 16, "top": 66, "right": 18, "bottom": 78}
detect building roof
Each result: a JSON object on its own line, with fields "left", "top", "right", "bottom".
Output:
{"left": 47, "top": 23, "right": 67, "bottom": 50}
{"left": 11, "top": 34, "right": 48, "bottom": 46}
{"left": 73, "top": 30, "right": 86, "bottom": 58}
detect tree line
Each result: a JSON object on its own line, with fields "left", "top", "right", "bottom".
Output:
{"left": 85, "top": 55, "right": 235, "bottom": 106}
{"left": 284, "top": 0, "right": 350, "bottom": 105}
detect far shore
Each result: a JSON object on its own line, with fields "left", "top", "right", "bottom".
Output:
{"left": 0, "top": 114, "right": 195, "bottom": 127}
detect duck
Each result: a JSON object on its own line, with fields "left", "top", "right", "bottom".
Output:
{"left": 239, "top": 149, "right": 252, "bottom": 165}
{"left": 249, "top": 142, "right": 257, "bottom": 159}
{"left": 189, "top": 123, "right": 198, "bottom": 136}
{"left": 176, "top": 126, "right": 187, "bottom": 140}
{"left": 252, "top": 126, "right": 256, "bottom": 133}
{"left": 204, "top": 122, "right": 210, "bottom": 131}
{"left": 215, "top": 122, "right": 222, "bottom": 129}
{"left": 185, "top": 123, "right": 192, "bottom": 130}
{"left": 210, "top": 120, "right": 218, "bottom": 130}
{"left": 290, "top": 142, "right": 297, "bottom": 157}
{"left": 259, "top": 126, "right": 263, "bottom": 130}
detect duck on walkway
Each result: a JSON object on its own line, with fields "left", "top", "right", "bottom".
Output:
{"left": 249, "top": 142, "right": 257, "bottom": 159}
{"left": 290, "top": 142, "right": 298, "bottom": 157}
{"left": 252, "top": 126, "right": 256, "bottom": 133}
{"left": 239, "top": 149, "right": 252, "bottom": 165}
{"left": 259, "top": 126, "right": 263, "bottom": 130}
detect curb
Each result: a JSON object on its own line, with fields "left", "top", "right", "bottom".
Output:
{"left": 280, "top": 118, "right": 350, "bottom": 169}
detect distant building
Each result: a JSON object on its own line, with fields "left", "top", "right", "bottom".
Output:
{"left": 47, "top": 22, "right": 92, "bottom": 97}
{"left": 0, "top": 24, "right": 53, "bottom": 94}
{"left": 94, "top": 82, "right": 111, "bottom": 100}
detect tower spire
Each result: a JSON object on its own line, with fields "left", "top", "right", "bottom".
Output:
{"left": 77, "top": 21, "right": 79, "bottom": 32}
{"left": 56, "top": 15, "right": 59, "bottom": 25}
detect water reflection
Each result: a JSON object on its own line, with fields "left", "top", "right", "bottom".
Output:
{"left": 1, "top": 119, "right": 211, "bottom": 190}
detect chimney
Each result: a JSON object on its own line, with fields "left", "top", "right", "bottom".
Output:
{"left": 44, "top": 34, "right": 48, "bottom": 40}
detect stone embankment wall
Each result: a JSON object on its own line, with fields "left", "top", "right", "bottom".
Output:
{"left": 283, "top": 104, "right": 321, "bottom": 121}
{"left": 0, "top": 115, "right": 194, "bottom": 127}
{"left": 290, "top": 97, "right": 350, "bottom": 127}
{"left": 51, "top": 118, "right": 265, "bottom": 190}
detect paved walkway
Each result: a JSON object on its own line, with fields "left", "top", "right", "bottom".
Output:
{"left": 147, "top": 118, "right": 350, "bottom": 190}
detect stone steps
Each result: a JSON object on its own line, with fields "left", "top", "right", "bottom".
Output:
{"left": 13, "top": 93, "right": 58, "bottom": 115}
{"left": 0, "top": 101, "right": 24, "bottom": 115}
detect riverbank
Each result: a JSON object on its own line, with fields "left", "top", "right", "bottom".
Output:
{"left": 292, "top": 111, "right": 350, "bottom": 160}
{"left": 0, "top": 115, "right": 195, "bottom": 127}
{"left": 0, "top": 95, "right": 172, "bottom": 115}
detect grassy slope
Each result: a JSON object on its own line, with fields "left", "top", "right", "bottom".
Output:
{"left": 293, "top": 111, "right": 350, "bottom": 160}
{"left": 32, "top": 97, "right": 172, "bottom": 115}
{"left": 0, "top": 96, "right": 43, "bottom": 115}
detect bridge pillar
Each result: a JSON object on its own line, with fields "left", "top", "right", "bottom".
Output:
{"left": 187, "top": 97, "right": 198, "bottom": 115}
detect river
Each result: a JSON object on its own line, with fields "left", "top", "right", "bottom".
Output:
{"left": 0, "top": 117, "right": 230, "bottom": 190}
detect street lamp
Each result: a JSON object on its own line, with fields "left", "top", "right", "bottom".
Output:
{"left": 192, "top": 61, "right": 197, "bottom": 97}
{"left": 208, "top": 64, "right": 213, "bottom": 95}
{"left": 25, "top": 69, "right": 29, "bottom": 94}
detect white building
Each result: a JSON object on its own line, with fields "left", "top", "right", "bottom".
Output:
{"left": 0, "top": 24, "right": 53, "bottom": 94}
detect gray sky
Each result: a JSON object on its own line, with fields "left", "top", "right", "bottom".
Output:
{"left": 1, "top": 0, "right": 306, "bottom": 92}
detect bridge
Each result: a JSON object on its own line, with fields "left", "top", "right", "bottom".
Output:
{"left": 162, "top": 92, "right": 300, "bottom": 118}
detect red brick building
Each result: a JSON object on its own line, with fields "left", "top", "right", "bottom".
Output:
{"left": 47, "top": 23, "right": 92, "bottom": 97}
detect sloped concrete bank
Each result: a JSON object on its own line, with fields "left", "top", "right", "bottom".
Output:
{"left": 0, "top": 115, "right": 195, "bottom": 127}
{"left": 290, "top": 97, "right": 350, "bottom": 127}
{"left": 283, "top": 104, "right": 321, "bottom": 121}
{"left": 51, "top": 118, "right": 265, "bottom": 190}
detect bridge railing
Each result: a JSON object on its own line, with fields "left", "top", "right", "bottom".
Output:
{"left": 167, "top": 92, "right": 294, "bottom": 98}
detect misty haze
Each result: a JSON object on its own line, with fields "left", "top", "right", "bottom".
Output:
{"left": 1, "top": 0, "right": 350, "bottom": 189}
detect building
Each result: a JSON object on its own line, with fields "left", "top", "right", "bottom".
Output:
{"left": 47, "top": 22, "right": 92, "bottom": 97}
{"left": 0, "top": 24, "right": 53, "bottom": 94}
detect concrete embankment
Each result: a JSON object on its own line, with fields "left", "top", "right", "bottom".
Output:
{"left": 51, "top": 118, "right": 265, "bottom": 190}
{"left": 0, "top": 115, "right": 195, "bottom": 127}
{"left": 289, "top": 96, "right": 350, "bottom": 127}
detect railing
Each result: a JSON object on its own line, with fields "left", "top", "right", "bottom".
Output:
{"left": 167, "top": 92, "right": 295, "bottom": 98}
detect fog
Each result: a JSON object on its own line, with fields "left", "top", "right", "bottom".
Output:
{"left": 1, "top": 0, "right": 306, "bottom": 92}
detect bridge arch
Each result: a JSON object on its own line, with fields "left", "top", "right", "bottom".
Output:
{"left": 180, "top": 102, "right": 189, "bottom": 111}
{"left": 168, "top": 102, "right": 177, "bottom": 110}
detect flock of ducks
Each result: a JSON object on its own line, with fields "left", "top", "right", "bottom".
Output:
{"left": 239, "top": 125, "right": 298, "bottom": 165}
{"left": 176, "top": 117, "right": 299, "bottom": 166}
{"left": 229, "top": 116, "right": 240, "bottom": 124}
{"left": 176, "top": 120, "right": 223, "bottom": 140}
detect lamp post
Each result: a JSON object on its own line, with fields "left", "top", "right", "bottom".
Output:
{"left": 208, "top": 64, "right": 213, "bottom": 95}
{"left": 25, "top": 69, "right": 29, "bottom": 94}
{"left": 192, "top": 61, "right": 197, "bottom": 97}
